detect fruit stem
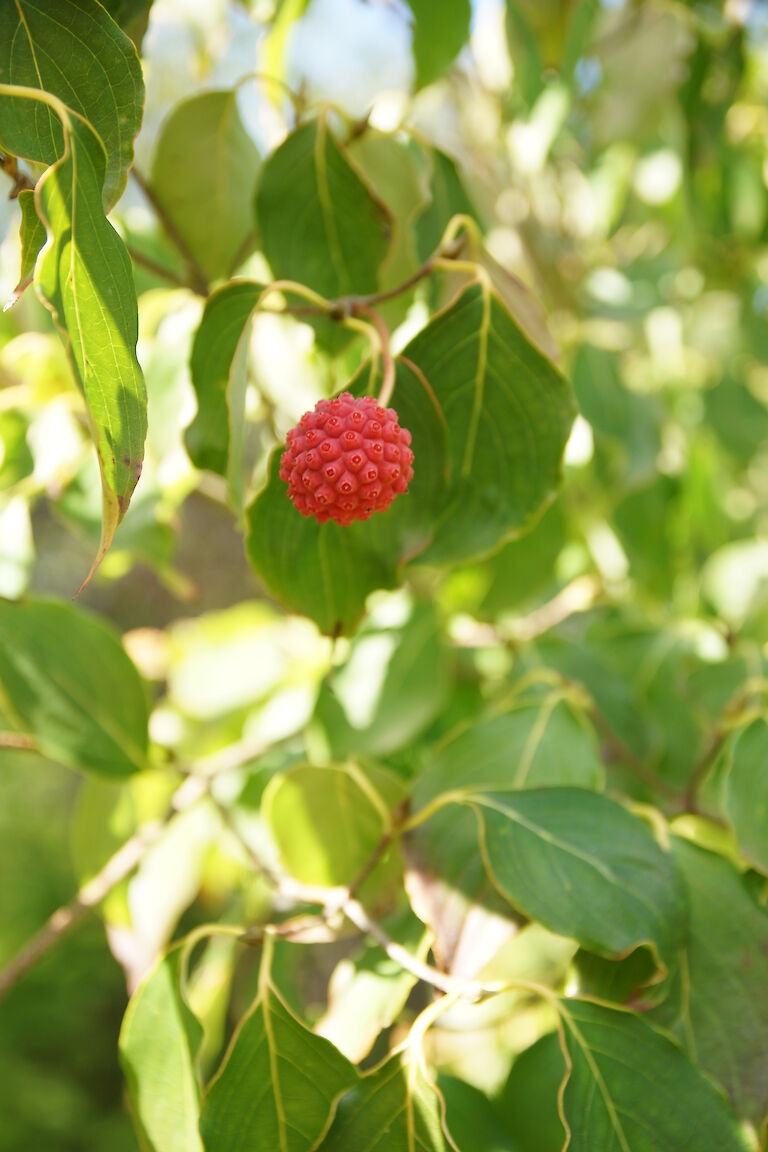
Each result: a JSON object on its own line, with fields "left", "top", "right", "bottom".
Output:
{"left": 357, "top": 306, "right": 396, "bottom": 406}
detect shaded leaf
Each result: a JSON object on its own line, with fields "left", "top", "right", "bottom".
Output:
{"left": 0, "top": 598, "right": 148, "bottom": 777}
{"left": 650, "top": 838, "right": 768, "bottom": 1125}
{"left": 119, "top": 945, "right": 204, "bottom": 1152}
{"left": 405, "top": 0, "right": 471, "bottom": 89}
{"left": 495, "top": 1033, "right": 565, "bottom": 1152}
{"left": 319, "top": 1044, "right": 457, "bottom": 1152}
{"left": 723, "top": 717, "right": 768, "bottom": 874}
{"left": 470, "top": 788, "right": 686, "bottom": 969}
{"left": 416, "top": 149, "right": 479, "bottom": 264}
{"left": 256, "top": 117, "right": 391, "bottom": 298}
{"left": 186, "top": 280, "right": 263, "bottom": 491}
{"left": 0, "top": 97, "right": 147, "bottom": 575}
{"left": 558, "top": 997, "right": 751, "bottom": 1151}
{"left": 151, "top": 90, "right": 261, "bottom": 284}
{"left": 200, "top": 964, "right": 356, "bottom": 1152}
{"left": 314, "top": 600, "right": 449, "bottom": 758}
{"left": 0, "top": 0, "right": 144, "bottom": 209}
{"left": 439, "top": 1076, "right": 520, "bottom": 1152}
{"left": 403, "top": 282, "right": 575, "bottom": 566}
{"left": 479, "top": 500, "right": 566, "bottom": 617}
{"left": 405, "top": 805, "right": 519, "bottom": 980}
{"left": 412, "top": 689, "right": 604, "bottom": 811}
{"left": 11, "top": 188, "right": 46, "bottom": 303}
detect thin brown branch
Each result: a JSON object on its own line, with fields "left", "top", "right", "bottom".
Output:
{"left": 130, "top": 167, "right": 209, "bottom": 296}
{"left": 0, "top": 731, "right": 39, "bottom": 751}
{"left": 0, "top": 737, "right": 269, "bottom": 1001}
{"left": 126, "top": 246, "right": 200, "bottom": 293}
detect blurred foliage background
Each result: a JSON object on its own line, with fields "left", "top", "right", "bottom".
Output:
{"left": 1, "top": 0, "right": 767, "bottom": 1147}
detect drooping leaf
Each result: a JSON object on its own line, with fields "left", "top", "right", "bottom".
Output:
{"left": 245, "top": 357, "right": 448, "bottom": 634}
{"left": 412, "top": 690, "right": 604, "bottom": 811}
{"left": 151, "top": 90, "right": 261, "bottom": 284}
{"left": 0, "top": 0, "right": 144, "bottom": 209}
{"left": 200, "top": 968, "right": 356, "bottom": 1152}
{"left": 255, "top": 117, "right": 392, "bottom": 298}
{"left": 650, "top": 838, "right": 768, "bottom": 1124}
{"left": 405, "top": 0, "right": 472, "bottom": 89}
{"left": 313, "top": 600, "right": 449, "bottom": 758}
{"left": 119, "top": 945, "right": 204, "bottom": 1152}
{"left": 0, "top": 96, "right": 147, "bottom": 575}
{"left": 186, "top": 280, "right": 263, "bottom": 484}
{"left": 469, "top": 788, "right": 686, "bottom": 969}
{"left": 723, "top": 716, "right": 768, "bottom": 874}
{"left": 262, "top": 763, "right": 397, "bottom": 889}
{"left": 10, "top": 188, "right": 46, "bottom": 304}
{"left": 557, "top": 997, "right": 751, "bottom": 1151}
{"left": 319, "top": 1044, "right": 457, "bottom": 1152}
{"left": 402, "top": 281, "right": 575, "bottom": 566}
{"left": 315, "top": 904, "right": 431, "bottom": 1063}
{"left": 0, "top": 598, "right": 148, "bottom": 777}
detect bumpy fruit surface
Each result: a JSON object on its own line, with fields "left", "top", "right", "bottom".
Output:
{"left": 280, "top": 392, "right": 414, "bottom": 526}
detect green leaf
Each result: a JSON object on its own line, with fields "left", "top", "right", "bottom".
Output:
{"left": 255, "top": 117, "right": 392, "bottom": 298}
{"left": 403, "top": 282, "right": 575, "bottom": 566}
{"left": 723, "top": 717, "right": 768, "bottom": 873}
{"left": 315, "top": 904, "right": 431, "bottom": 1063}
{"left": 412, "top": 689, "right": 604, "bottom": 811}
{"left": 119, "top": 945, "right": 204, "bottom": 1152}
{"left": 151, "top": 90, "right": 261, "bottom": 284}
{"left": 504, "top": 4, "right": 544, "bottom": 108}
{"left": 479, "top": 500, "right": 566, "bottom": 616}
{"left": 406, "top": 803, "right": 519, "bottom": 979}
{"left": 11, "top": 187, "right": 46, "bottom": 303}
{"left": 0, "top": 94, "right": 147, "bottom": 576}
{"left": 469, "top": 788, "right": 686, "bottom": 969}
{"left": 405, "top": 0, "right": 472, "bottom": 89}
{"left": 650, "top": 838, "right": 768, "bottom": 1125}
{"left": 200, "top": 961, "right": 356, "bottom": 1152}
{"left": 313, "top": 600, "right": 449, "bottom": 758}
{"left": 186, "top": 280, "right": 263, "bottom": 483}
{"left": 262, "top": 763, "right": 395, "bottom": 889}
{"left": 319, "top": 1046, "right": 457, "bottom": 1152}
{"left": 0, "top": 598, "right": 148, "bottom": 777}
{"left": 495, "top": 1033, "right": 566, "bottom": 1152}
{"left": 0, "top": 410, "right": 34, "bottom": 491}
{"left": 245, "top": 356, "right": 448, "bottom": 634}
{"left": 439, "top": 1076, "right": 520, "bottom": 1152}
{"left": 416, "top": 149, "right": 479, "bottom": 265}
{"left": 0, "top": 0, "right": 144, "bottom": 209}
{"left": 557, "top": 997, "right": 751, "bottom": 1151}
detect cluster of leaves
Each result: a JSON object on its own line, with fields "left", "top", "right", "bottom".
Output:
{"left": 1, "top": 1, "right": 767, "bottom": 1150}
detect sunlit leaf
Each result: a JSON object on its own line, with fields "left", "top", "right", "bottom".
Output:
{"left": 0, "top": 598, "right": 149, "bottom": 777}
{"left": 0, "top": 0, "right": 144, "bottom": 208}
{"left": 200, "top": 961, "right": 356, "bottom": 1152}
{"left": 0, "top": 95, "right": 147, "bottom": 575}
{"left": 10, "top": 188, "right": 45, "bottom": 303}
{"left": 120, "top": 945, "right": 204, "bottom": 1152}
